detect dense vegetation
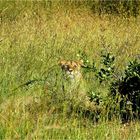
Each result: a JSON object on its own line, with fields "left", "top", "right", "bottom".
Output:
{"left": 0, "top": 1, "right": 140, "bottom": 139}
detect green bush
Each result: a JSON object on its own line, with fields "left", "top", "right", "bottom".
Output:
{"left": 92, "top": 0, "right": 140, "bottom": 17}
{"left": 110, "top": 59, "right": 140, "bottom": 122}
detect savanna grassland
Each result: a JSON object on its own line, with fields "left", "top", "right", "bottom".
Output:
{"left": 0, "top": 1, "right": 140, "bottom": 139}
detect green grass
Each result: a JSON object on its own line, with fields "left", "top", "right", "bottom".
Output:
{"left": 0, "top": 1, "right": 140, "bottom": 139}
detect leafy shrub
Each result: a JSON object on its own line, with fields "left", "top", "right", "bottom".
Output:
{"left": 77, "top": 51, "right": 116, "bottom": 121}
{"left": 78, "top": 50, "right": 115, "bottom": 83}
{"left": 79, "top": 50, "right": 140, "bottom": 122}
{"left": 96, "top": 52, "right": 115, "bottom": 83}
{"left": 77, "top": 50, "right": 96, "bottom": 73}
{"left": 92, "top": 0, "right": 140, "bottom": 17}
{"left": 110, "top": 59, "right": 140, "bottom": 122}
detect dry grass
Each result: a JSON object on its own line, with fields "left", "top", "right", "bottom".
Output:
{"left": 0, "top": 1, "right": 140, "bottom": 139}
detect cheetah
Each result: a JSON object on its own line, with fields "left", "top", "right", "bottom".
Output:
{"left": 59, "top": 60, "right": 96, "bottom": 110}
{"left": 59, "top": 60, "right": 89, "bottom": 101}
{"left": 59, "top": 60, "right": 83, "bottom": 83}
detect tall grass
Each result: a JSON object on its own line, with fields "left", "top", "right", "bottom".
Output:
{"left": 0, "top": 1, "right": 140, "bottom": 139}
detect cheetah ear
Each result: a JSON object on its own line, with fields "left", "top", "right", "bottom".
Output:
{"left": 71, "top": 61, "right": 77, "bottom": 67}
{"left": 58, "top": 60, "right": 65, "bottom": 66}
{"left": 79, "top": 60, "right": 84, "bottom": 66}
